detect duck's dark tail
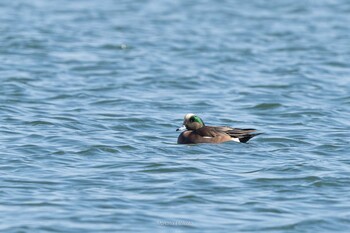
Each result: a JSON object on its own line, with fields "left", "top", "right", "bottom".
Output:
{"left": 237, "top": 133, "right": 262, "bottom": 143}
{"left": 226, "top": 128, "right": 262, "bottom": 143}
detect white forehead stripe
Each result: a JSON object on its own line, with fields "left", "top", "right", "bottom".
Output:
{"left": 184, "top": 113, "right": 195, "bottom": 120}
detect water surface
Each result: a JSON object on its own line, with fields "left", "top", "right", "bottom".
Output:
{"left": 1, "top": 0, "right": 350, "bottom": 232}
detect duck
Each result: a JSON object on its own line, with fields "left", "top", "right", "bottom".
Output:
{"left": 176, "top": 113, "right": 260, "bottom": 144}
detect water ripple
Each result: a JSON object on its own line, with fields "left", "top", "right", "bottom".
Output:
{"left": 1, "top": 0, "right": 350, "bottom": 232}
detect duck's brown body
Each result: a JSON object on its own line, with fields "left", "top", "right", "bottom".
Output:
{"left": 176, "top": 114, "right": 260, "bottom": 144}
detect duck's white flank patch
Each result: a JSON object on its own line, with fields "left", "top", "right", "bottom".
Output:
{"left": 231, "top": 138, "right": 240, "bottom": 142}
{"left": 184, "top": 113, "right": 195, "bottom": 120}
{"left": 203, "top": 136, "right": 213, "bottom": 139}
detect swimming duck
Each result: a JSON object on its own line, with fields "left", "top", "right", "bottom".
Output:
{"left": 176, "top": 113, "right": 260, "bottom": 144}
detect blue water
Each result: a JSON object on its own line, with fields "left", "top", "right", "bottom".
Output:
{"left": 1, "top": 0, "right": 350, "bottom": 232}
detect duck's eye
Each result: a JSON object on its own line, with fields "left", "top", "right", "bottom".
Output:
{"left": 189, "top": 116, "right": 195, "bottom": 122}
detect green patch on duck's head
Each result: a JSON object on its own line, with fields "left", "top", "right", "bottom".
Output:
{"left": 183, "top": 113, "right": 205, "bottom": 130}
{"left": 190, "top": 115, "right": 204, "bottom": 125}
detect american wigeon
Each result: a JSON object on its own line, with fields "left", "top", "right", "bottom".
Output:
{"left": 176, "top": 113, "right": 260, "bottom": 144}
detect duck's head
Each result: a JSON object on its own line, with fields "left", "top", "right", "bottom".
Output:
{"left": 176, "top": 113, "right": 205, "bottom": 131}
